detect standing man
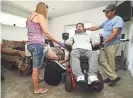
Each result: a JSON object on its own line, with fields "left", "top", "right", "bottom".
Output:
{"left": 86, "top": 4, "right": 124, "bottom": 87}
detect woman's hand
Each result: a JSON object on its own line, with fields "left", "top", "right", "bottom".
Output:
{"left": 58, "top": 42, "right": 67, "bottom": 48}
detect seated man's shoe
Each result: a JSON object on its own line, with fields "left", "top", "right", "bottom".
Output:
{"left": 108, "top": 77, "right": 121, "bottom": 87}
{"left": 104, "top": 78, "right": 111, "bottom": 83}
{"left": 77, "top": 75, "right": 85, "bottom": 83}
{"left": 88, "top": 75, "right": 100, "bottom": 85}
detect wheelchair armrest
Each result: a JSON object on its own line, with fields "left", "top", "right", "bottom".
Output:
{"left": 120, "top": 39, "right": 129, "bottom": 42}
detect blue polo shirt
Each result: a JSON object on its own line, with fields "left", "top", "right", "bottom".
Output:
{"left": 100, "top": 16, "right": 124, "bottom": 46}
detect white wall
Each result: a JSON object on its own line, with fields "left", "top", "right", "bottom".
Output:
{"left": 48, "top": 6, "right": 107, "bottom": 42}
{"left": 123, "top": 20, "right": 133, "bottom": 76}
{"left": 1, "top": 24, "right": 27, "bottom": 41}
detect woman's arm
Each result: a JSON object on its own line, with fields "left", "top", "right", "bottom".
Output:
{"left": 37, "top": 14, "right": 60, "bottom": 44}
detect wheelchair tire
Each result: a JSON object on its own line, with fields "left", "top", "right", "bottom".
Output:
{"left": 65, "top": 72, "right": 72, "bottom": 92}
{"left": 93, "top": 73, "right": 104, "bottom": 92}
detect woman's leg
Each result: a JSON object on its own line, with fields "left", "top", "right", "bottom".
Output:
{"left": 32, "top": 68, "right": 40, "bottom": 91}
{"left": 33, "top": 63, "right": 48, "bottom": 94}
{"left": 27, "top": 44, "right": 48, "bottom": 94}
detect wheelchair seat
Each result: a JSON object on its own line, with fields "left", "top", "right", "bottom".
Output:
{"left": 80, "top": 56, "right": 89, "bottom": 72}
{"left": 80, "top": 56, "right": 88, "bottom": 63}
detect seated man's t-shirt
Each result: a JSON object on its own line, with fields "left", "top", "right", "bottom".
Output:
{"left": 44, "top": 60, "right": 66, "bottom": 86}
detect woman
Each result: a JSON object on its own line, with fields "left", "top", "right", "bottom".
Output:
{"left": 26, "top": 2, "right": 65, "bottom": 94}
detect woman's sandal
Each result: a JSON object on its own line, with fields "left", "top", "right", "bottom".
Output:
{"left": 34, "top": 88, "right": 48, "bottom": 94}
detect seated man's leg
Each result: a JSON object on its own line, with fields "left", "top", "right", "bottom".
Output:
{"left": 88, "top": 51, "right": 99, "bottom": 74}
{"left": 70, "top": 49, "right": 84, "bottom": 82}
{"left": 84, "top": 50, "right": 99, "bottom": 83}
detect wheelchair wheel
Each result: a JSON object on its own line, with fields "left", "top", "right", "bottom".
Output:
{"left": 65, "top": 72, "right": 72, "bottom": 92}
{"left": 93, "top": 73, "right": 104, "bottom": 92}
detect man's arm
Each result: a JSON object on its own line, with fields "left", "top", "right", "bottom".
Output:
{"left": 103, "top": 28, "right": 120, "bottom": 44}
{"left": 87, "top": 26, "right": 101, "bottom": 31}
{"left": 86, "top": 21, "right": 105, "bottom": 31}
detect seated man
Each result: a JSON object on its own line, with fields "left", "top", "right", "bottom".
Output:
{"left": 66, "top": 23, "right": 99, "bottom": 84}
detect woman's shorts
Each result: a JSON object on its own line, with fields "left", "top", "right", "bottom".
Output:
{"left": 27, "top": 44, "right": 44, "bottom": 68}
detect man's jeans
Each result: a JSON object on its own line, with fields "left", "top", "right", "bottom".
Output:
{"left": 99, "top": 43, "right": 120, "bottom": 80}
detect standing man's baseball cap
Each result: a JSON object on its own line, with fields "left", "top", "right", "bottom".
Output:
{"left": 103, "top": 4, "right": 117, "bottom": 12}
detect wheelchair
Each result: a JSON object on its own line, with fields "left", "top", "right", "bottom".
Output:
{"left": 62, "top": 33, "right": 104, "bottom": 92}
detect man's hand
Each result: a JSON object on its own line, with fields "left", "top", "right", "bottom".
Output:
{"left": 103, "top": 28, "right": 120, "bottom": 44}
{"left": 92, "top": 42, "right": 96, "bottom": 46}
{"left": 102, "top": 40, "right": 108, "bottom": 44}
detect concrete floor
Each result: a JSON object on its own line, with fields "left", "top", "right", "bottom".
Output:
{"left": 1, "top": 67, "right": 133, "bottom": 98}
